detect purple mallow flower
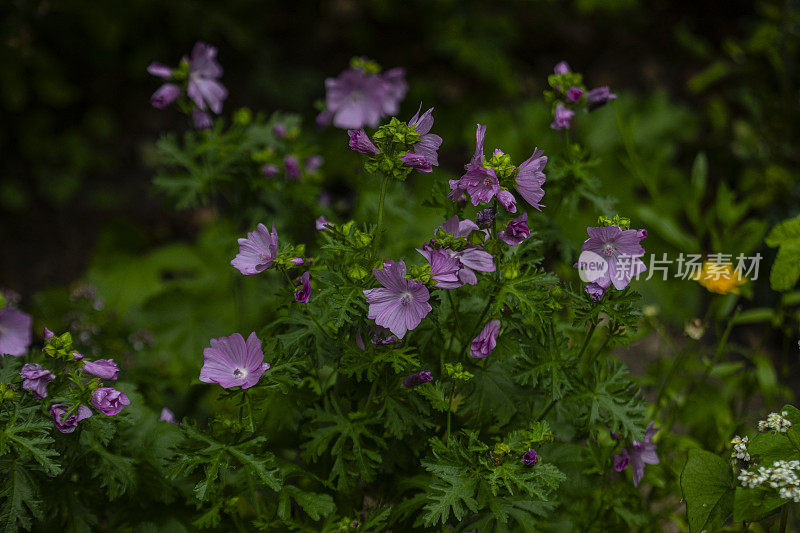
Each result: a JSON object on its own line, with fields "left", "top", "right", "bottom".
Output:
{"left": 318, "top": 66, "right": 407, "bottom": 129}
{"left": 262, "top": 163, "right": 279, "bottom": 177}
{"left": 200, "top": 332, "right": 270, "bottom": 389}
{"left": 522, "top": 448, "right": 539, "bottom": 466}
{"left": 305, "top": 155, "right": 323, "bottom": 173}
{"left": 355, "top": 326, "right": 399, "bottom": 350}
{"left": 147, "top": 62, "right": 173, "bottom": 79}
{"left": 348, "top": 129, "right": 380, "bottom": 155}
{"left": 91, "top": 387, "right": 130, "bottom": 416}
{"left": 566, "top": 86, "right": 584, "bottom": 103}
{"left": 159, "top": 407, "right": 178, "bottom": 425}
{"left": 403, "top": 105, "right": 442, "bottom": 172}
{"left": 417, "top": 246, "right": 462, "bottom": 289}
{"left": 586, "top": 282, "right": 606, "bottom": 301}
{"left": 499, "top": 212, "right": 530, "bottom": 245}
{"left": 81, "top": 359, "right": 119, "bottom": 381}
{"left": 471, "top": 319, "right": 501, "bottom": 358}
{"left": 295, "top": 272, "right": 311, "bottom": 303}
{"left": 150, "top": 83, "right": 181, "bottom": 109}
{"left": 586, "top": 87, "right": 617, "bottom": 111}
{"left": 50, "top": 404, "right": 92, "bottom": 434}
{"left": 576, "top": 225, "right": 647, "bottom": 290}
{"left": 452, "top": 125, "right": 547, "bottom": 211}
{"left": 438, "top": 216, "right": 496, "bottom": 286}
{"left": 630, "top": 422, "right": 659, "bottom": 486}
{"left": 186, "top": 42, "right": 228, "bottom": 115}
{"left": 0, "top": 307, "right": 32, "bottom": 356}
{"left": 551, "top": 104, "right": 574, "bottom": 130}
{"left": 363, "top": 260, "right": 432, "bottom": 339}
{"left": 231, "top": 223, "right": 279, "bottom": 275}
{"left": 316, "top": 216, "right": 330, "bottom": 230}
{"left": 613, "top": 449, "right": 630, "bottom": 472}
{"left": 148, "top": 42, "right": 227, "bottom": 120}
{"left": 403, "top": 370, "right": 433, "bottom": 389}
{"left": 284, "top": 155, "right": 301, "bottom": 179}
{"left": 20, "top": 364, "right": 55, "bottom": 399}
{"left": 193, "top": 109, "right": 213, "bottom": 130}
{"left": 272, "top": 123, "right": 287, "bottom": 139}
{"left": 554, "top": 61, "right": 571, "bottom": 75}
{"left": 515, "top": 148, "right": 547, "bottom": 210}
{"left": 613, "top": 423, "right": 659, "bottom": 486}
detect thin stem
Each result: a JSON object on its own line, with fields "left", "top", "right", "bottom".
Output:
{"left": 578, "top": 322, "right": 598, "bottom": 361}
{"left": 445, "top": 383, "right": 455, "bottom": 446}
{"left": 536, "top": 400, "right": 556, "bottom": 421}
{"left": 373, "top": 174, "right": 391, "bottom": 255}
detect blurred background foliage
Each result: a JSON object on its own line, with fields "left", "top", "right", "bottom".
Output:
{"left": 2, "top": 0, "right": 800, "bottom": 524}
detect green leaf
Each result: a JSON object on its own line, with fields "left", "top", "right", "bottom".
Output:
{"left": 766, "top": 215, "right": 800, "bottom": 291}
{"left": 732, "top": 487, "right": 785, "bottom": 523}
{"left": 280, "top": 486, "right": 336, "bottom": 521}
{"left": 0, "top": 460, "right": 43, "bottom": 533}
{"left": 680, "top": 449, "right": 735, "bottom": 532}
{"left": 578, "top": 361, "right": 647, "bottom": 440}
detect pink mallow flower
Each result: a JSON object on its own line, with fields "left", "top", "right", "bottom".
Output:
{"left": 199, "top": 332, "right": 270, "bottom": 389}
{"left": 20, "top": 364, "right": 55, "bottom": 399}
{"left": 50, "top": 404, "right": 92, "bottom": 434}
{"left": 81, "top": 359, "right": 120, "bottom": 381}
{"left": 0, "top": 307, "right": 32, "bottom": 356}
{"left": 91, "top": 387, "right": 131, "bottom": 416}
{"left": 186, "top": 42, "right": 228, "bottom": 115}
{"left": 231, "top": 223, "right": 279, "bottom": 275}
{"left": 576, "top": 225, "right": 647, "bottom": 291}
{"left": 453, "top": 125, "right": 547, "bottom": 211}
{"left": 317, "top": 66, "right": 407, "bottom": 129}
{"left": 315, "top": 216, "right": 330, "bottom": 231}
{"left": 630, "top": 422, "right": 660, "bottom": 486}
{"left": 471, "top": 319, "right": 501, "bottom": 358}
{"left": 400, "top": 105, "right": 442, "bottom": 173}
{"left": 159, "top": 407, "right": 178, "bottom": 425}
{"left": 550, "top": 104, "right": 574, "bottom": 130}
{"left": 363, "top": 260, "right": 432, "bottom": 339}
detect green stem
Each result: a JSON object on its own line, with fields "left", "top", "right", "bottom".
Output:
{"left": 578, "top": 321, "right": 598, "bottom": 361}
{"left": 779, "top": 503, "right": 789, "bottom": 533}
{"left": 373, "top": 174, "right": 391, "bottom": 255}
{"left": 447, "top": 291, "right": 462, "bottom": 342}
{"left": 244, "top": 392, "right": 255, "bottom": 433}
{"left": 536, "top": 399, "right": 556, "bottom": 421}
{"left": 445, "top": 383, "right": 455, "bottom": 446}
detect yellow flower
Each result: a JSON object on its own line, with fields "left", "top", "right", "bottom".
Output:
{"left": 692, "top": 261, "right": 746, "bottom": 294}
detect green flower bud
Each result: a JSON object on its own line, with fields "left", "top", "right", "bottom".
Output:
{"left": 493, "top": 442, "right": 511, "bottom": 457}
{"left": 348, "top": 265, "right": 368, "bottom": 280}
{"left": 342, "top": 221, "right": 355, "bottom": 235}
{"left": 354, "top": 231, "right": 372, "bottom": 248}
{"left": 501, "top": 263, "right": 521, "bottom": 280}
{"left": 233, "top": 108, "right": 253, "bottom": 126}
{"left": 350, "top": 56, "right": 381, "bottom": 74}
{"left": 597, "top": 215, "right": 631, "bottom": 230}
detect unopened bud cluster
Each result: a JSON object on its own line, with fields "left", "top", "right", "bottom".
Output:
{"left": 757, "top": 411, "right": 793, "bottom": 433}
{"left": 738, "top": 460, "right": 800, "bottom": 502}
{"left": 730, "top": 435, "right": 750, "bottom": 462}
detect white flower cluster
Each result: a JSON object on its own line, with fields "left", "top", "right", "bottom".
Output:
{"left": 738, "top": 460, "right": 800, "bottom": 502}
{"left": 731, "top": 435, "right": 750, "bottom": 462}
{"left": 757, "top": 411, "right": 793, "bottom": 433}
